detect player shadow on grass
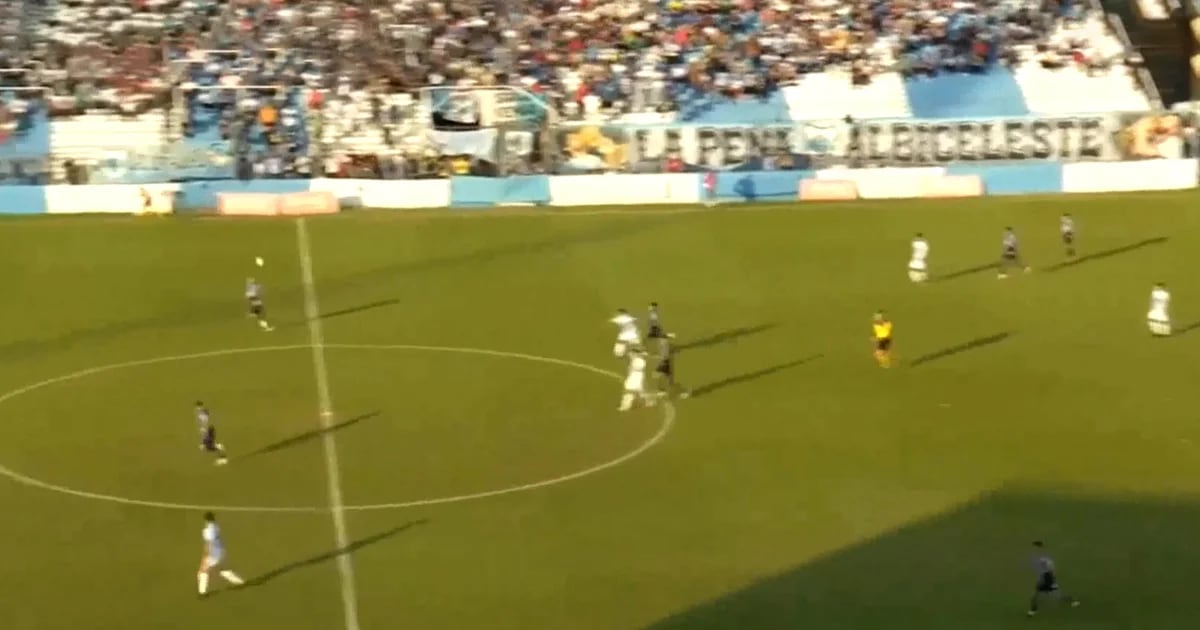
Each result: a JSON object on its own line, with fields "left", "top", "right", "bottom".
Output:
{"left": 319, "top": 299, "right": 402, "bottom": 321}
{"left": 690, "top": 354, "right": 823, "bottom": 398}
{"left": 1043, "top": 237, "right": 1168, "bottom": 273}
{"left": 640, "top": 486, "right": 1200, "bottom": 629}
{"left": 240, "top": 411, "right": 380, "bottom": 459}
{"left": 243, "top": 519, "right": 429, "bottom": 588}
{"left": 678, "top": 324, "right": 777, "bottom": 352}
{"left": 1175, "top": 320, "right": 1200, "bottom": 336}
{"left": 909, "top": 333, "right": 1012, "bottom": 367}
{"left": 935, "top": 262, "right": 999, "bottom": 282}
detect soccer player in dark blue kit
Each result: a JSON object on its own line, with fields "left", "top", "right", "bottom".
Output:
{"left": 655, "top": 332, "right": 690, "bottom": 399}
{"left": 647, "top": 302, "right": 665, "bottom": 339}
{"left": 245, "top": 277, "right": 273, "bottom": 331}
{"left": 1060, "top": 213, "right": 1076, "bottom": 258}
{"left": 195, "top": 401, "right": 228, "bottom": 466}
{"left": 999, "top": 227, "right": 1030, "bottom": 279}
{"left": 1028, "top": 540, "right": 1079, "bottom": 616}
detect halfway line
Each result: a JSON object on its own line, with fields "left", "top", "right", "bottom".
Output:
{"left": 296, "top": 218, "right": 361, "bottom": 630}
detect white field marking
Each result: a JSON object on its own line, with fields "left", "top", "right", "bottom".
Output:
{"left": 0, "top": 345, "right": 672, "bottom": 512}
{"left": 296, "top": 218, "right": 360, "bottom": 630}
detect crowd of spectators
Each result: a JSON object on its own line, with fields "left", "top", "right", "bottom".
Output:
{"left": 4, "top": 0, "right": 1094, "bottom": 118}
{"left": 0, "top": 0, "right": 1151, "bottom": 180}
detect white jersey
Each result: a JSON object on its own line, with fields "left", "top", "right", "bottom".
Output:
{"left": 203, "top": 523, "right": 225, "bottom": 563}
{"left": 612, "top": 313, "right": 640, "bottom": 343}
{"left": 910, "top": 238, "right": 929, "bottom": 269}
{"left": 624, "top": 355, "right": 647, "bottom": 391}
{"left": 1149, "top": 288, "right": 1170, "bottom": 317}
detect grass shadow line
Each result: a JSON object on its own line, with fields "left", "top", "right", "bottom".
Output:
{"left": 320, "top": 299, "right": 401, "bottom": 321}
{"left": 1044, "top": 237, "right": 1168, "bottom": 273}
{"left": 679, "top": 324, "right": 777, "bottom": 352}
{"left": 1175, "top": 320, "right": 1200, "bottom": 336}
{"left": 910, "top": 332, "right": 1012, "bottom": 367}
{"left": 240, "top": 411, "right": 380, "bottom": 460}
{"left": 935, "top": 262, "right": 999, "bottom": 282}
{"left": 243, "top": 519, "right": 429, "bottom": 588}
{"left": 691, "top": 354, "right": 823, "bottom": 398}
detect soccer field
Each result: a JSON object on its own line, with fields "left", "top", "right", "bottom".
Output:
{"left": 3, "top": 191, "right": 1200, "bottom": 630}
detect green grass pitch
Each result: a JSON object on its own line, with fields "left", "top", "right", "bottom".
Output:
{"left": 3, "top": 190, "right": 1200, "bottom": 630}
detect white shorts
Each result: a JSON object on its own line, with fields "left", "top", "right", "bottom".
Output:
{"left": 909, "top": 259, "right": 927, "bottom": 271}
{"left": 618, "top": 330, "right": 641, "bottom": 344}
{"left": 624, "top": 372, "right": 645, "bottom": 392}
{"left": 1147, "top": 309, "right": 1169, "bottom": 323}
{"left": 201, "top": 554, "right": 223, "bottom": 571}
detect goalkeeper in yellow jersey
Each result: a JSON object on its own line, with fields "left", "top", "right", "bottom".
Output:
{"left": 872, "top": 311, "right": 893, "bottom": 368}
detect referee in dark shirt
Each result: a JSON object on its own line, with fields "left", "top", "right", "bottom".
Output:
{"left": 1028, "top": 541, "right": 1079, "bottom": 616}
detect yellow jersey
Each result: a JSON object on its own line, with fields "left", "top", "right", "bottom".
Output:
{"left": 873, "top": 321, "right": 893, "bottom": 340}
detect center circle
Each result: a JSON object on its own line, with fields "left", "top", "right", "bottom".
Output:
{"left": 0, "top": 344, "right": 674, "bottom": 512}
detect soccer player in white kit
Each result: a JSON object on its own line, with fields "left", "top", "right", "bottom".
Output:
{"left": 197, "top": 512, "right": 245, "bottom": 595}
{"left": 611, "top": 308, "right": 642, "bottom": 358}
{"left": 619, "top": 348, "right": 653, "bottom": 411}
{"left": 1147, "top": 282, "right": 1171, "bottom": 336}
{"left": 908, "top": 233, "right": 929, "bottom": 283}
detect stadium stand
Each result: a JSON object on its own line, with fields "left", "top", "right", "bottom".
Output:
{"left": 0, "top": 0, "right": 1167, "bottom": 181}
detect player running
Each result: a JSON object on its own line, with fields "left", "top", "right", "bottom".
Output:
{"left": 197, "top": 512, "right": 245, "bottom": 596}
{"left": 908, "top": 232, "right": 929, "bottom": 283}
{"left": 611, "top": 308, "right": 642, "bottom": 358}
{"left": 998, "top": 227, "right": 1030, "bottom": 279}
{"left": 1148, "top": 282, "right": 1171, "bottom": 336}
{"left": 1027, "top": 540, "right": 1079, "bottom": 616}
{"left": 655, "top": 333, "right": 690, "bottom": 399}
{"left": 618, "top": 348, "right": 653, "bottom": 411}
{"left": 646, "top": 302, "right": 665, "bottom": 339}
{"left": 245, "top": 277, "right": 273, "bottom": 331}
{"left": 872, "top": 311, "right": 893, "bottom": 368}
{"left": 195, "top": 401, "right": 228, "bottom": 465}
{"left": 1060, "top": 213, "right": 1076, "bottom": 258}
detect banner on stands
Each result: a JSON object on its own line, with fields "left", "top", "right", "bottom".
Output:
{"left": 1061, "top": 159, "right": 1199, "bottom": 193}
{"left": 548, "top": 174, "right": 699, "bottom": 206}
{"left": 218, "top": 192, "right": 339, "bottom": 216}
{"left": 557, "top": 110, "right": 1197, "bottom": 170}
{"left": 46, "top": 184, "right": 180, "bottom": 214}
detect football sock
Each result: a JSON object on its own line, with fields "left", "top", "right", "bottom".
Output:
{"left": 198, "top": 571, "right": 209, "bottom": 594}
{"left": 220, "top": 570, "right": 244, "bottom": 585}
{"left": 619, "top": 393, "right": 634, "bottom": 411}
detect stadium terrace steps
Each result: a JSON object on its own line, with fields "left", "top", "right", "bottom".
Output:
{"left": 1014, "top": 62, "right": 1153, "bottom": 115}
{"left": 675, "top": 91, "right": 791, "bottom": 125}
{"left": 49, "top": 113, "right": 168, "bottom": 180}
{"left": 783, "top": 72, "right": 912, "bottom": 121}
{"left": 904, "top": 70, "right": 1031, "bottom": 119}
